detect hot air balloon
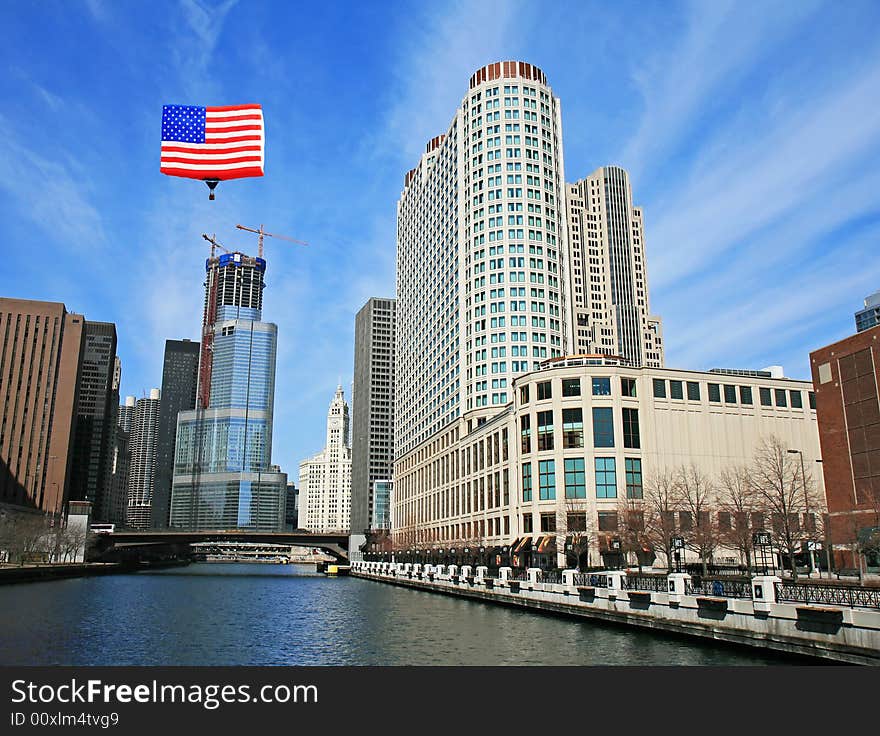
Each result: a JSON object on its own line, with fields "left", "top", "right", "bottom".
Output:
{"left": 160, "top": 104, "right": 264, "bottom": 199}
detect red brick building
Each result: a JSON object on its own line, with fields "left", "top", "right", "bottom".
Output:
{"left": 810, "top": 324, "right": 880, "bottom": 570}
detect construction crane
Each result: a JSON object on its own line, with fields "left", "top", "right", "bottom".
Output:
{"left": 201, "top": 233, "right": 232, "bottom": 258}
{"left": 235, "top": 223, "right": 308, "bottom": 259}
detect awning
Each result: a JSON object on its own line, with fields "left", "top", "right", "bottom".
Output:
{"left": 514, "top": 536, "right": 532, "bottom": 553}
{"left": 536, "top": 535, "right": 557, "bottom": 554}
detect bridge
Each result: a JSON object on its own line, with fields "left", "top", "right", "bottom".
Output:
{"left": 92, "top": 530, "right": 350, "bottom": 563}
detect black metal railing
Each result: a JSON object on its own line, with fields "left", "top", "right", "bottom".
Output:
{"left": 622, "top": 575, "right": 668, "bottom": 593}
{"left": 483, "top": 568, "right": 499, "bottom": 580}
{"left": 684, "top": 563, "right": 750, "bottom": 577}
{"left": 774, "top": 582, "right": 880, "bottom": 609}
{"left": 572, "top": 573, "right": 609, "bottom": 588}
{"left": 509, "top": 569, "right": 529, "bottom": 581}
{"left": 540, "top": 570, "right": 563, "bottom": 585}
{"left": 685, "top": 579, "right": 753, "bottom": 599}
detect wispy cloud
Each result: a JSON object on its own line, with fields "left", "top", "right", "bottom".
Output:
{"left": 170, "top": 0, "right": 239, "bottom": 99}
{"left": 647, "top": 55, "right": 880, "bottom": 291}
{"left": 371, "top": 0, "right": 529, "bottom": 167}
{"left": 0, "top": 115, "right": 106, "bottom": 248}
{"left": 619, "top": 0, "right": 821, "bottom": 182}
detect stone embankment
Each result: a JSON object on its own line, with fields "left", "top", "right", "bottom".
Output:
{"left": 352, "top": 561, "right": 880, "bottom": 665}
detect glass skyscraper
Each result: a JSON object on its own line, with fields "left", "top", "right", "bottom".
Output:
{"left": 169, "top": 251, "right": 287, "bottom": 531}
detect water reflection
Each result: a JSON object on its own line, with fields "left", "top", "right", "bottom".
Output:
{"left": 0, "top": 563, "right": 806, "bottom": 666}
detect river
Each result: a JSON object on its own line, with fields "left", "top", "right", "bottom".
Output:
{"left": 0, "top": 563, "right": 808, "bottom": 665}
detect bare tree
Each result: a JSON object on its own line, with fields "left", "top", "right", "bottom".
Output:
{"left": 677, "top": 465, "right": 719, "bottom": 576}
{"left": 559, "top": 498, "right": 595, "bottom": 571}
{"left": 617, "top": 496, "right": 650, "bottom": 573}
{"left": 718, "top": 465, "right": 758, "bottom": 572}
{"left": 749, "top": 436, "right": 816, "bottom": 582}
{"left": 642, "top": 468, "right": 680, "bottom": 573}
{"left": 60, "top": 524, "right": 88, "bottom": 563}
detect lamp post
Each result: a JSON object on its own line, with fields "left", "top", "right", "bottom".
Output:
{"left": 787, "top": 449, "right": 816, "bottom": 576}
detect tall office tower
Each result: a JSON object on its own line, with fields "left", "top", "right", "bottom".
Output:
{"left": 284, "top": 481, "right": 298, "bottom": 530}
{"left": 125, "top": 389, "right": 160, "bottom": 528}
{"left": 69, "top": 321, "right": 117, "bottom": 518}
{"left": 0, "top": 298, "right": 84, "bottom": 515}
{"left": 170, "top": 251, "right": 287, "bottom": 531}
{"left": 396, "top": 61, "right": 569, "bottom": 457}
{"left": 298, "top": 386, "right": 352, "bottom": 533}
{"left": 99, "top": 355, "right": 121, "bottom": 520}
{"left": 106, "top": 395, "right": 134, "bottom": 525}
{"left": 565, "top": 166, "right": 664, "bottom": 367}
{"left": 151, "top": 339, "right": 200, "bottom": 528}
{"left": 351, "top": 297, "right": 396, "bottom": 534}
{"left": 855, "top": 290, "right": 880, "bottom": 333}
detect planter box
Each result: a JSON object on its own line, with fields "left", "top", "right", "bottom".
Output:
{"left": 577, "top": 586, "right": 596, "bottom": 603}
{"left": 627, "top": 591, "right": 652, "bottom": 609}
{"left": 796, "top": 606, "right": 843, "bottom": 634}
{"left": 466, "top": 576, "right": 475, "bottom": 585}
{"left": 484, "top": 579, "right": 494, "bottom": 589}
{"left": 696, "top": 596, "right": 729, "bottom": 620}
{"left": 509, "top": 581, "right": 521, "bottom": 593}
{"left": 696, "top": 597, "right": 728, "bottom": 612}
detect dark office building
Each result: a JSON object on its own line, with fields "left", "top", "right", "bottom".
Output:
{"left": 151, "top": 339, "right": 199, "bottom": 528}
{"left": 351, "top": 297, "right": 395, "bottom": 535}
{"left": 285, "top": 482, "right": 298, "bottom": 530}
{"left": 69, "top": 321, "right": 118, "bottom": 519}
{"left": 106, "top": 394, "right": 134, "bottom": 525}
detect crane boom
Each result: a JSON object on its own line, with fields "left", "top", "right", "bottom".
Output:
{"left": 235, "top": 223, "right": 308, "bottom": 258}
{"left": 201, "top": 233, "right": 231, "bottom": 258}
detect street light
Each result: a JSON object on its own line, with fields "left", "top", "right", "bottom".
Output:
{"left": 787, "top": 449, "right": 816, "bottom": 576}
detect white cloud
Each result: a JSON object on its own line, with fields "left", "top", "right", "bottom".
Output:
{"left": 647, "top": 56, "right": 880, "bottom": 291}
{"left": 619, "top": 0, "right": 821, "bottom": 182}
{"left": 370, "top": 0, "right": 528, "bottom": 167}
{"left": 0, "top": 116, "right": 106, "bottom": 248}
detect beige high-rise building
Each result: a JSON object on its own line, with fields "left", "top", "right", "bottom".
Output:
{"left": 565, "top": 166, "right": 663, "bottom": 367}
{"left": 396, "top": 61, "right": 570, "bottom": 458}
{"left": 298, "top": 386, "right": 352, "bottom": 533}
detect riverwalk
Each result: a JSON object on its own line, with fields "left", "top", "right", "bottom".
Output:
{"left": 352, "top": 561, "right": 880, "bottom": 665}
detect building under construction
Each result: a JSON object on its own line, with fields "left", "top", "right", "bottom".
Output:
{"left": 169, "top": 247, "right": 287, "bottom": 531}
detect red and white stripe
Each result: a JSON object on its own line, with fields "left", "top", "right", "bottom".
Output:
{"left": 161, "top": 104, "right": 264, "bottom": 181}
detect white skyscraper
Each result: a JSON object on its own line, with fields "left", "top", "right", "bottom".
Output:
{"left": 298, "top": 386, "right": 352, "bottom": 533}
{"left": 125, "top": 388, "right": 160, "bottom": 529}
{"left": 396, "top": 61, "right": 570, "bottom": 458}
{"left": 565, "top": 166, "right": 663, "bottom": 367}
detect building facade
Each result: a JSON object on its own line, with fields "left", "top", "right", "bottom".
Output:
{"left": 0, "top": 298, "right": 84, "bottom": 516}
{"left": 855, "top": 290, "right": 880, "bottom": 333}
{"left": 394, "top": 357, "right": 822, "bottom": 567}
{"left": 106, "top": 395, "right": 134, "bottom": 525}
{"left": 126, "top": 388, "right": 160, "bottom": 528}
{"left": 69, "top": 321, "right": 118, "bottom": 518}
{"left": 351, "top": 297, "right": 396, "bottom": 534}
{"left": 810, "top": 324, "right": 880, "bottom": 570}
{"left": 396, "top": 61, "right": 570, "bottom": 458}
{"left": 371, "top": 479, "right": 392, "bottom": 530}
{"left": 285, "top": 482, "right": 298, "bottom": 530}
{"left": 170, "top": 251, "right": 286, "bottom": 531}
{"left": 565, "top": 167, "right": 663, "bottom": 366}
{"left": 151, "top": 339, "right": 199, "bottom": 528}
{"left": 298, "top": 386, "right": 352, "bottom": 533}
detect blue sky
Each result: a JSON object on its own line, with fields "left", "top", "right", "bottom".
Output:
{"left": 2, "top": 0, "right": 879, "bottom": 475}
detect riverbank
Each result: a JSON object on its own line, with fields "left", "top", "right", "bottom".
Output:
{"left": 353, "top": 563, "right": 880, "bottom": 665}
{"left": 0, "top": 559, "right": 189, "bottom": 585}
